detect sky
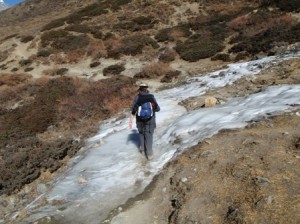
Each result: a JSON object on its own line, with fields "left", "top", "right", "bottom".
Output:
{"left": 5, "top": 0, "right": 25, "bottom": 5}
{"left": 20, "top": 52, "right": 300, "bottom": 223}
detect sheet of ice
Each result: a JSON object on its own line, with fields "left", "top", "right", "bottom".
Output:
{"left": 21, "top": 52, "right": 300, "bottom": 224}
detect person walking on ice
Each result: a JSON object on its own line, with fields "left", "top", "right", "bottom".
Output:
{"left": 129, "top": 83, "right": 160, "bottom": 160}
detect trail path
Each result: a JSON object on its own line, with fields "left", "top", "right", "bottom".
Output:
{"left": 22, "top": 52, "right": 300, "bottom": 224}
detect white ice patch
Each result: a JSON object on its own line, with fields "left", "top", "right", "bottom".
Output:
{"left": 21, "top": 52, "right": 300, "bottom": 224}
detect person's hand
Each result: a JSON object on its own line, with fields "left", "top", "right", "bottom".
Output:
{"left": 129, "top": 115, "right": 134, "bottom": 129}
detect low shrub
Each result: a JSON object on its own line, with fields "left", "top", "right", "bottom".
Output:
{"left": 11, "top": 67, "right": 19, "bottom": 72}
{"left": 1, "top": 34, "right": 18, "bottom": 42}
{"left": 261, "top": 0, "right": 300, "bottom": 12}
{"left": 19, "top": 59, "right": 33, "bottom": 66}
{"left": 20, "top": 35, "right": 34, "bottom": 43}
{"left": 103, "top": 64, "right": 125, "bottom": 76}
{"left": 0, "top": 51, "right": 8, "bottom": 63}
{"left": 211, "top": 53, "right": 231, "bottom": 62}
{"left": 91, "top": 30, "right": 103, "bottom": 39}
{"left": 134, "top": 62, "right": 175, "bottom": 79}
{"left": 0, "top": 74, "right": 137, "bottom": 195}
{"left": 56, "top": 68, "right": 68, "bottom": 76}
{"left": 37, "top": 50, "right": 51, "bottom": 57}
{"left": 161, "top": 70, "right": 181, "bottom": 83}
{"left": 41, "top": 30, "right": 90, "bottom": 52}
{"left": 64, "top": 4, "right": 108, "bottom": 25}
{"left": 24, "top": 67, "right": 34, "bottom": 72}
{"left": 108, "top": 34, "right": 159, "bottom": 58}
{"left": 65, "top": 24, "right": 94, "bottom": 34}
{"left": 41, "top": 18, "right": 66, "bottom": 32}
{"left": 0, "top": 73, "right": 32, "bottom": 87}
{"left": 114, "top": 16, "right": 157, "bottom": 32}
{"left": 229, "top": 23, "right": 300, "bottom": 55}
{"left": 41, "top": 30, "right": 69, "bottom": 48}
{"left": 0, "top": 64, "right": 7, "bottom": 70}
{"left": 276, "top": 0, "right": 300, "bottom": 12}
{"left": 175, "top": 38, "right": 224, "bottom": 62}
{"left": 90, "top": 61, "right": 101, "bottom": 68}
{"left": 155, "top": 24, "right": 192, "bottom": 42}
{"left": 159, "top": 49, "right": 177, "bottom": 62}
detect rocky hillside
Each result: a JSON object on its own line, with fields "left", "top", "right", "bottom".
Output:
{"left": 0, "top": 0, "right": 299, "bottom": 223}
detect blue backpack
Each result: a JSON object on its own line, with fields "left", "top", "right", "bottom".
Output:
{"left": 137, "top": 101, "right": 153, "bottom": 121}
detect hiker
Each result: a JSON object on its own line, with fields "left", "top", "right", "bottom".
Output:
{"left": 129, "top": 83, "right": 160, "bottom": 160}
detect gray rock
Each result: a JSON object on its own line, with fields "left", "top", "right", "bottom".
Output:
{"left": 37, "top": 184, "right": 47, "bottom": 194}
{"left": 255, "top": 176, "right": 271, "bottom": 186}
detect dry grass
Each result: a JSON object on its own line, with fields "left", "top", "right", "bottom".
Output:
{"left": 134, "top": 62, "right": 175, "bottom": 79}
{"left": 0, "top": 73, "right": 32, "bottom": 87}
{"left": 65, "top": 49, "right": 86, "bottom": 64}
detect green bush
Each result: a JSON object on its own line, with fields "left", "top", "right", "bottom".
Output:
{"left": 41, "top": 18, "right": 66, "bottom": 32}
{"left": 0, "top": 51, "right": 8, "bottom": 63}
{"left": 260, "top": 0, "right": 300, "bottom": 12}
{"left": 159, "top": 49, "right": 176, "bottom": 62}
{"left": 229, "top": 23, "right": 300, "bottom": 55}
{"left": 11, "top": 67, "right": 19, "bottom": 72}
{"left": 24, "top": 67, "right": 34, "bottom": 72}
{"left": 103, "top": 64, "right": 125, "bottom": 76}
{"left": 155, "top": 25, "right": 191, "bottom": 42}
{"left": 41, "top": 30, "right": 69, "bottom": 47}
{"left": 114, "top": 16, "right": 157, "bottom": 32}
{"left": 211, "top": 53, "right": 231, "bottom": 62}
{"left": 20, "top": 35, "right": 34, "bottom": 43}
{"left": 110, "top": 34, "right": 159, "bottom": 58}
{"left": 37, "top": 50, "right": 51, "bottom": 57}
{"left": 65, "top": 24, "right": 94, "bottom": 33}
{"left": 161, "top": 70, "right": 181, "bottom": 83}
{"left": 19, "top": 59, "right": 33, "bottom": 66}
{"left": 90, "top": 61, "right": 101, "bottom": 68}
{"left": 56, "top": 68, "right": 69, "bottom": 76}
{"left": 276, "top": 0, "right": 300, "bottom": 12}
{"left": 1, "top": 34, "right": 18, "bottom": 42}
{"left": 41, "top": 30, "right": 90, "bottom": 51}
{"left": 175, "top": 38, "right": 224, "bottom": 62}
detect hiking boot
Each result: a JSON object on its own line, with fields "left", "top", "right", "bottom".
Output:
{"left": 147, "top": 154, "right": 153, "bottom": 160}
{"left": 139, "top": 148, "right": 145, "bottom": 156}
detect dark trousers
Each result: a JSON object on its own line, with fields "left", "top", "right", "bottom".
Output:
{"left": 136, "top": 117, "right": 156, "bottom": 157}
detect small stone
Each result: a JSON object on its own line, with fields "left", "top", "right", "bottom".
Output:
{"left": 78, "top": 177, "right": 87, "bottom": 184}
{"left": 201, "top": 150, "right": 216, "bottom": 158}
{"left": 255, "top": 176, "right": 271, "bottom": 186}
{"left": 162, "top": 187, "right": 167, "bottom": 193}
{"left": 181, "top": 177, "right": 188, "bottom": 183}
{"left": 118, "top": 207, "right": 123, "bottom": 212}
{"left": 266, "top": 196, "right": 273, "bottom": 205}
{"left": 283, "top": 176, "right": 290, "bottom": 181}
{"left": 204, "top": 140, "right": 211, "bottom": 145}
{"left": 37, "top": 184, "right": 47, "bottom": 194}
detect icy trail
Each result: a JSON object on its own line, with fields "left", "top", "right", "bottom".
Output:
{"left": 22, "top": 53, "right": 300, "bottom": 224}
